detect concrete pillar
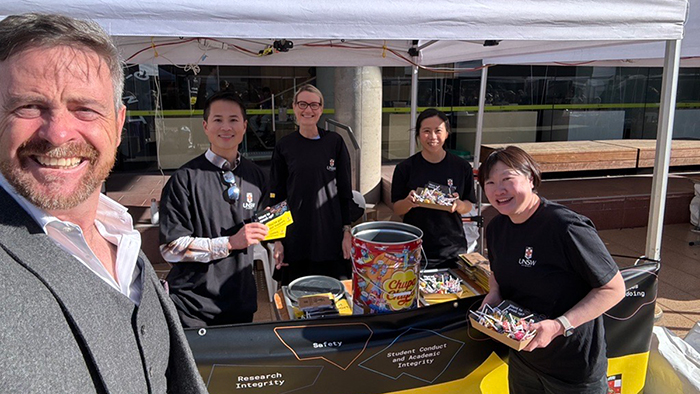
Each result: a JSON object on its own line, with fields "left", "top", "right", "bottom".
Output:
{"left": 315, "top": 67, "right": 335, "bottom": 129}
{"left": 334, "top": 67, "right": 382, "bottom": 204}
{"left": 315, "top": 67, "right": 335, "bottom": 109}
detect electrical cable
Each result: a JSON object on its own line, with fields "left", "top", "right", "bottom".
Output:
{"left": 125, "top": 38, "right": 198, "bottom": 62}
{"left": 124, "top": 37, "right": 490, "bottom": 73}
{"left": 602, "top": 268, "right": 659, "bottom": 321}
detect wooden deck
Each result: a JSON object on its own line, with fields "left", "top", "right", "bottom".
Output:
{"left": 599, "top": 139, "right": 700, "bottom": 168}
{"left": 481, "top": 140, "right": 700, "bottom": 173}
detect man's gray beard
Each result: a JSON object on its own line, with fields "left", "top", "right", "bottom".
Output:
{"left": 0, "top": 157, "right": 113, "bottom": 211}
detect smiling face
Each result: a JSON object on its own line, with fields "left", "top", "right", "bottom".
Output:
{"left": 0, "top": 45, "right": 125, "bottom": 212}
{"left": 203, "top": 99, "right": 248, "bottom": 158}
{"left": 418, "top": 115, "right": 448, "bottom": 154}
{"left": 293, "top": 90, "right": 323, "bottom": 128}
{"left": 482, "top": 161, "right": 539, "bottom": 223}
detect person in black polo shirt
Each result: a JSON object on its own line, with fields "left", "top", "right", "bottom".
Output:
{"left": 159, "top": 91, "right": 269, "bottom": 328}
{"left": 391, "top": 108, "right": 477, "bottom": 268}
{"left": 269, "top": 84, "right": 353, "bottom": 285}
{"left": 478, "top": 146, "right": 626, "bottom": 394}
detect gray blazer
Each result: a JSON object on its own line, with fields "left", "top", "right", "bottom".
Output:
{"left": 0, "top": 188, "right": 207, "bottom": 393}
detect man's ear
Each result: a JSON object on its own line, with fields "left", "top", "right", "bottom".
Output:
{"left": 116, "top": 105, "right": 126, "bottom": 146}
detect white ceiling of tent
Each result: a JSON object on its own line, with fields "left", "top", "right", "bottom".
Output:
{"left": 483, "top": 0, "right": 698, "bottom": 66}
{"left": 113, "top": 38, "right": 672, "bottom": 67}
{"left": 1, "top": 0, "right": 689, "bottom": 66}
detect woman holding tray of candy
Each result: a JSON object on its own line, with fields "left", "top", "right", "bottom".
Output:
{"left": 391, "top": 108, "right": 477, "bottom": 269}
{"left": 269, "top": 84, "right": 354, "bottom": 285}
{"left": 478, "top": 146, "right": 625, "bottom": 393}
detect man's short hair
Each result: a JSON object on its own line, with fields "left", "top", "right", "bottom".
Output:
{"left": 0, "top": 13, "right": 124, "bottom": 109}
{"left": 203, "top": 91, "right": 248, "bottom": 122}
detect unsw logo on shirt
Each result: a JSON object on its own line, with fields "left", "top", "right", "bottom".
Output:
{"left": 518, "top": 246, "right": 536, "bottom": 267}
{"left": 327, "top": 158, "right": 336, "bottom": 171}
{"left": 242, "top": 192, "right": 256, "bottom": 210}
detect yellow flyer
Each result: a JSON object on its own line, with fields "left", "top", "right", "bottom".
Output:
{"left": 254, "top": 201, "right": 294, "bottom": 241}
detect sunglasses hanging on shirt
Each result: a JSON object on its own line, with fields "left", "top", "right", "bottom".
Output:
{"left": 221, "top": 171, "right": 240, "bottom": 203}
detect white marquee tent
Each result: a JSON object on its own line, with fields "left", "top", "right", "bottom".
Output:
{"left": 0, "top": 0, "right": 689, "bottom": 67}
{"left": 1, "top": 0, "right": 690, "bottom": 260}
{"left": 483, "top": 0, "right": 698, "bottom": 67}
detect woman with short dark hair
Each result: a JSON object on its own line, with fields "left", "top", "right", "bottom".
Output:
{"left": 479, "top": 145, "right": 625, "bottom": 393}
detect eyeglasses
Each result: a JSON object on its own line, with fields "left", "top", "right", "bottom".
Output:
{"left": 295, "top": 101, "right": 321, "bottom": 110}
{"left": 221, "top": 171, "right": 240, "bottom": 203}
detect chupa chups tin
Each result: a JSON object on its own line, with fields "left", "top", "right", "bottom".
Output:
{"left": 351, "top": 221, "right": 423, "bottom": 314}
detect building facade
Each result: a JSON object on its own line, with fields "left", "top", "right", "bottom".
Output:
{"left": 117, "top": 64, "right": 700, "bottom": 172}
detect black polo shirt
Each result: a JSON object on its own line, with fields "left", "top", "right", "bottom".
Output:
{"left": 486, "top": 198, "right": 619, "bottom": 384}
{"left": 160, "top": 153, "right": 268, "bottom": 325}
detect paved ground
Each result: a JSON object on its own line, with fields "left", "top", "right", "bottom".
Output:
{"left": 598, "top": 223, "right": 700, "bottom": 338}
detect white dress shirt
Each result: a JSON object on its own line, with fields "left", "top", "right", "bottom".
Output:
{"left": 0, "top": 174, "right": 143, "bottom": 304}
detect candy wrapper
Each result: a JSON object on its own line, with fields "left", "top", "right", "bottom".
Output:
{"left": 420, "top": 270, "right": 480, "bottom": 305}
{"left": 469, "top": 300, "right": 543, "bottom": 350}
{"left": 414, "top": 182, "right": 456, "bottom": 211}
{"left": 420, "top": 272, "right": 463, "bottom": 295}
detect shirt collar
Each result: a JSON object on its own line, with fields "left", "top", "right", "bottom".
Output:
{"left": 205, "top": 148, "right": 240, "bottom": 171}
{"left": 0, "top": 172, "right": 53, "bottom": 231}
{"left": 0, "top": 173, "right": 142, "bottom": 304}
{"left": 0, "top": 172, "right": 133, "bottom": 233}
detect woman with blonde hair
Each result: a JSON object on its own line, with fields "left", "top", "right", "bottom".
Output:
{"left": 269, "top": 84, "right": 353, "bottom": 285}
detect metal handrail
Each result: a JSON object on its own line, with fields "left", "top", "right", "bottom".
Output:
{"left": 266, "top": 76, "right": 318, "bottom": 133}
{"left": 325, "top": 118, "right": 361, "bottom": 191}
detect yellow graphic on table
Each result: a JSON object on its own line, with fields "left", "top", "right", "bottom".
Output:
{"left": 606, "top": 351, "right": 649, "bottom": 394}
{"left": 379, "top": 351, "right": 649, "bottom": 394}
{"left": 383, "top": 352, "right": 508, "bottom": 394}
{"left": 383, "top": 270, "right": 418, "bottom": 311}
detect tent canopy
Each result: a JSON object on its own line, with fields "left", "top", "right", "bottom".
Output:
{"left": 483, "top": 0, "right": 698, "bottom": 66}
{"left": 0, "top": 0, "right": 689, "bottom": 66}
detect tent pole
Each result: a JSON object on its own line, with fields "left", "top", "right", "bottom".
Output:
{"left": 475, "top": 64, "right": 488, "bottom": 255}
{"left": 410, "top": 64, "right": 418, "bottom": 155}
{"left": 473, "top": 65, "right": 488, "bottom": 167}
{"left": 645, "top": 39, "right": 681, "bottom": 261}
{"left": 271, "top": 93, "right": 276, "bottom": 133}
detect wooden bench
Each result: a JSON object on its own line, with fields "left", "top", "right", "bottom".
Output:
{"left": 481, "top": 140, "right": 700, "bottom": 173}
{"left": 596, "top": 140, "right": 700, "bottom": 168}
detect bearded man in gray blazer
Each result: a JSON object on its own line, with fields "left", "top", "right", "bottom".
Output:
{"left": 0, "top": 13, "right": 207, "bottom": 393}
